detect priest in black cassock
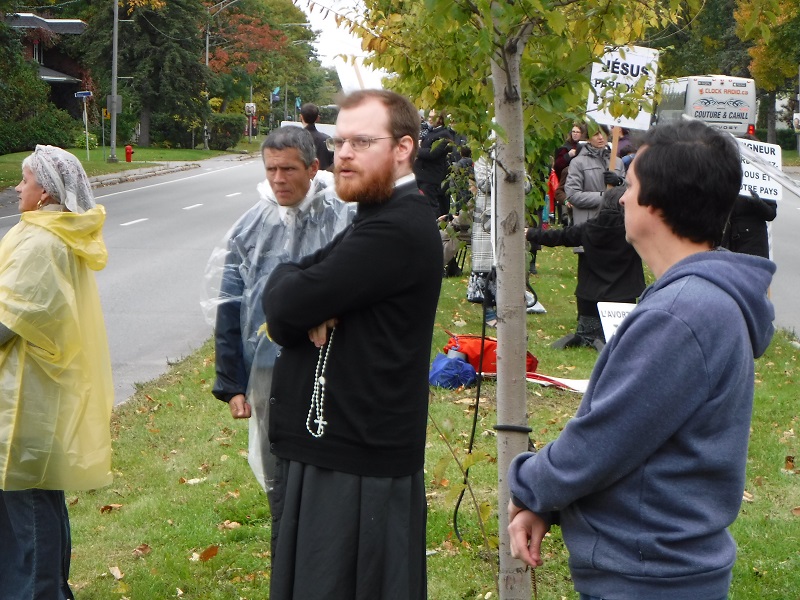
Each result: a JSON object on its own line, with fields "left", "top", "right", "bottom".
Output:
{"left": 263, "top": 89, "right": 443, "bottom": 600}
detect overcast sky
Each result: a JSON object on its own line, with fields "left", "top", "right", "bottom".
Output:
{"left": 299, "top": 0, "right": 386, "bottom": 92}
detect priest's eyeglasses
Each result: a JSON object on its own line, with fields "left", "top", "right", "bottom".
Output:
{"left": 326, "top": 136, "right": 394, "bottom": 152}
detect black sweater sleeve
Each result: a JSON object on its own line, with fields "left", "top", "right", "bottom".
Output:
{"left": 527, "top": 223, "right": 584, "bottom": 248}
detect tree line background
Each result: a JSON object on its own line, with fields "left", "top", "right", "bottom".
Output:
{"left": 0, "top": 0, "right": 338, "bottom": 153}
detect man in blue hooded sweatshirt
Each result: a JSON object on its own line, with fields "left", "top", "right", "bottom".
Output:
{"left": 507, "top": 120, "right": 775, "bottom": 600}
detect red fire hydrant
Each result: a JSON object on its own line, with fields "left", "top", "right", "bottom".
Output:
{"left": 125, "top": 145, "right": 134, "bottom": 162}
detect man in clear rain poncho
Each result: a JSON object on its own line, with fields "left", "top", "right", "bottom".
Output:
{"left": 205, "top": 126, "right": 354, "bottom": 506}
{"left": 0, "top": 145, "right": 113, "bottom": 599}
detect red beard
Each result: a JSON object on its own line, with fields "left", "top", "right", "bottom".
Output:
{"left": 334, "top": 161, "right": 395, "bottom": 204}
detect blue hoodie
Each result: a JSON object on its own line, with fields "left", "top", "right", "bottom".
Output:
{"left": 508, "top": 249, "right": 775, "bottom": 599}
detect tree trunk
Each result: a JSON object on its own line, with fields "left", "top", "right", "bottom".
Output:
{"left": 767, "top": 90, "right": 776, "bottom": 144}
{"left": 139, "top": 105, "right": 151, "bottom": 147}
{"left": 492, "top": 35, "right": 532, "bottom": 600}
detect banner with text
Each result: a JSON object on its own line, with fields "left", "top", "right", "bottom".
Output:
{"left": 586, "top": 46, "right": 659, "bottom": 130}
{"left": 735, "top": 138, "right": 783, "bottom": 202}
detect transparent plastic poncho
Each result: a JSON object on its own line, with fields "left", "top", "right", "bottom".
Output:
{"left": 203, "top": 174, "right": 355, "bottom": 491}
{"left": 0, "top": 207, "right": 113, "bottom": 491}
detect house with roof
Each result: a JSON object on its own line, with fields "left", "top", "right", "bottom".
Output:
{"left": 5, "top": 12, "right": 88, "bottom": 117}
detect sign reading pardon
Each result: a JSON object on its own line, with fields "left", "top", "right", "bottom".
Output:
{"left": 586, "top": 46, "right": 659, "bottom": 130}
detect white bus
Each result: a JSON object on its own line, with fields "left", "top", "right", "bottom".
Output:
{"left": 655, "top": 75, "right": 756, "bottom": 138}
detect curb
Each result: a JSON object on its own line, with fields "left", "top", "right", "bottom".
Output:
{"left": 89, "top": 162, "right": 201, "bottom": 189}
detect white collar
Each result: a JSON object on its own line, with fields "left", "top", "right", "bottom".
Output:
{"left": 395, "top": 173, "right": 416, "bottom": 188}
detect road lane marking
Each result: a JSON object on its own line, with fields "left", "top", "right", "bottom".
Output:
{"left": 225, "top": 192, "right": 242, "bottom": 197}
{"left": 183, "top": 204, "right": 203, "bottom": 210}
{"left": 96, "top": 163, "right": 250, "bottom": 198}
{"left": 120, "top": 218, "right": 148, "bottom": 227}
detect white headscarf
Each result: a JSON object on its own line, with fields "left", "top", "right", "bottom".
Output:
{"left": 22, "top": 145, "right": 96, "bottom": 214}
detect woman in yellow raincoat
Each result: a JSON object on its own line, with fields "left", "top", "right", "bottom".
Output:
{"left": 0, "top": 145, "right": 113, "bottom": 599}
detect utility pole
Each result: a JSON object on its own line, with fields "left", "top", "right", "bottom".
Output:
{"left": 108, "top": 0, "right": 119, "bottom": 162}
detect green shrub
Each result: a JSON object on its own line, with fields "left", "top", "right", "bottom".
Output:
{"left": 0, "top": 109, "right": 81, "bottom": 154}
{"left": 149, "top": 113, "right": 197, "bottom": 149}
{"left": 92, "top": 111, "right": 138, "bottom": 147}
{"left": 208, "top": 113, "right": 246, "bottom": 151}
{"left": 755, "top": 128, "right": 797, "bottom": 150}
{"left": 73, "top": 131, "right": 99, "bottom": 150}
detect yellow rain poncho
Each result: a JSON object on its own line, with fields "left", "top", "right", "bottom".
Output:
{"left": 0, "top": 206, "right": 113, "bottom": 491}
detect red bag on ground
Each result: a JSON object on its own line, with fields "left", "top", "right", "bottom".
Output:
{"left": 443, "top": 332, "right": 538, "bottom": 375}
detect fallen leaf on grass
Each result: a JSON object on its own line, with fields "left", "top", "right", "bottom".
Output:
{"left": 179, "top": 477, "right": 207, "bottom": 485}
{"left": 199, "top": 545, "right": 219, "bottom": 562}
{"left": 742, "top": 490, "right": 754, "bottom": 503}
{"left": 791, "top": 507, "right": 800, "bottom": 517}
{"left": 108, "top": 566, "right": 124, "bottom": 580}
{"left": 68, "top": 497, "right": 79, "bottom": 507}
{"left": 132, "top": 543, "right": 151, "bottom": 558}
{"left": 785, "top": 456, "right": 795, "bottom": 470}
{"left": 218, "top": 520, "right": 241, "bottom": 530}
{"left": 100, "top": 503, "right": 123, "bottom": 514}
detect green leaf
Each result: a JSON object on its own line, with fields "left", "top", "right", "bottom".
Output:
{"left": 433, "top": 455, "right": 452, "bottom": 483}
{"left": 478, "top": 501, "right": 494, "bottom": 524}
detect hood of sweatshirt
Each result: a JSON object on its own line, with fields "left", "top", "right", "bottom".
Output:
{"left": 21, "top": 205, "right": 108, "bottom": 271}
{"left": 640, "top": 249, "right": 775, "bottom": 358}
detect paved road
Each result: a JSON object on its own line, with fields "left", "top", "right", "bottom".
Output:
{"left": 0, "top": 155, "right": 265, "bottom": 405}
{"left": 771, "top": 166, "right": 800, "bottom": 339}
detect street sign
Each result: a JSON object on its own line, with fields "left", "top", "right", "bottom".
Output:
{"left": 107, "top": 94, "right": 122, "bottom": 113}
{"left": 244, "top": 102, "right": 256, "bottom": 116}
{"left": 75, "top": 90, "right": 93, "bottom": 98}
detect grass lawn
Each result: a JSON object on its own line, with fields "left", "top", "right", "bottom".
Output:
{"left": 782, "top": 149, "right": 800, "bottom": 166}
{"left": 63, "top": 244, "right": 800, "bottom": 599}
{"left": 0, "top": 140, "right": 264, "bottom": 190}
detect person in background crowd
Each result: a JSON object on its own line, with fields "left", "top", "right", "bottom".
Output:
{"left": 721, "top": 190, "right": 777, "bottom": 259}
{"left": 508, "top": 120, "right": 775, "bottom": 600}
{"left": 616, "top": 127, "right": 633, "bottom": 158}
{"left": 208, "top": 126, "right": 353, "bottom": 505}
{"left": 299, "top": 102, "right": 334, "bottom": 171}
{"left": 560, "top": 123, "right": 627, "bottom": 327}
{"left": 419, "top": 109, "right": 431, "bottom": 141}
{"left": 553, "top": 124, "right": 586, "bottom": 226}
{"left": 527, "top": 185, "right": 645, "bottom": 350}
{"left": 0, "top": 145, "right": 114, "bottom": 600}
{"left": 564, "top": 123, "right": 626, "bottom": 227}
{"left": 414, "top": 109, "right": 455, "bottom": 217}
{"left": 263, "top": 90, "right": 442, "bottom": 600}
{"left": 554, "top": 123, "right": 586, "bottom": 183}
